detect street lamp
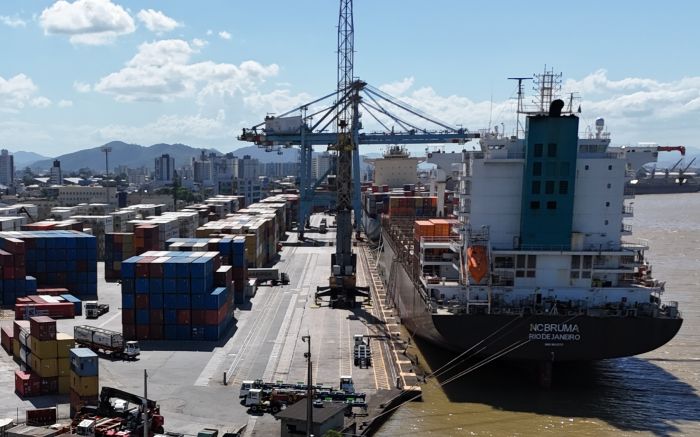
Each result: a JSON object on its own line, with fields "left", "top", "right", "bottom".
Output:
{"left": 302, "top": 335, "right": 313, "bottom": 437}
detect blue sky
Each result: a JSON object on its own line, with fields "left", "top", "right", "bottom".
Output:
{"left": 1, "top": 0, "right": 700, "bottom": 157}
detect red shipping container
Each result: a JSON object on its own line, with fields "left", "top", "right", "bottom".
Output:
{"left": 150, "top": 310, "right": 163, "bottom": 325}
{"left": 122, "top": 309, "right": 135, "bottom": 325}
{"left": 29, "top": 316, "right": 56, "bottom": 341}
{"left": 135, "top": 295, "right": 149, "bottom": 309}
{"left": 13, "top": 320, "right": 30, "bottom": 339}
{"left": 176, "top": 310, "right": 191, "bottom": 325}
{"left": 204, "top": 310, "right": 218, "bottom": 326}
{"left": 149, "top": 324, "right": 163, "bottom": 340}
{"left": 215, "top": 266, "right": 233, "bottom": 288}
{"left": 1, "top": 326, "right": 13, "bottom": 353}
{"left": 3, "top": 268, "right": 15, "bottom": 279}
{"left": 122, "top": 324, "right": 136, "bottom": 340}
{"left": 15, "top": 370, "right": 40, "bottom": 398}
{"left": 28, "top": 295, "right": 46, "bottom": 304}
{"left": 191, "top": 310, "right": 205, "bottom": 325}
{"left": 136, "top": 325, "right": 150, "bottom": 340}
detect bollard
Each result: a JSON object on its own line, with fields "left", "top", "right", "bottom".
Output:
{"left": 223, "top": 372, "right": 227, "bottom": 385}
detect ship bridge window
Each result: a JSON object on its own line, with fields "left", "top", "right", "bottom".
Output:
{"left": 516, "top": 255, "right": 536, "bottom": 278}
{"left": 531, "top": 181, "right": 541, "bottom": 194}
{"left": 494, "top": 256, "right": 514, "bottom": 269}
{"left": 546, "top": 201, "right": 557, "bottom": 210}
{"left": 545, "top": 181, "right": 555, "bottom": 194}
{"left": 545, "top": 162, "right": 557, "bottom": 177}
{"left": 559, "top": 181, "right": 569, "bottom": 194}
{"left": 534, "top": 143, "right": 543, "bottom": 157}
{"left": 571, "top": 255, "right": 593, "bottom": 281}
{"left": 547, "top": 143, "right": 557, "bottom": 157}
{"left": 533, "top": 162, "right": 542, "bottom": 176}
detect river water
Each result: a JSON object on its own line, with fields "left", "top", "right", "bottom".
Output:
{"left": 378, "top": 193, "right": 700, "bottom": 436}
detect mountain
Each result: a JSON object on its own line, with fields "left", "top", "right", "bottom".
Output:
{"left": 230, "top": 145, "right": 299, "bottom": 163}
{"left": 30, "top": 141, "right": 220, "bottom": 173}
{"left": 11, "top": 151, "right": 51, "bottom": 169}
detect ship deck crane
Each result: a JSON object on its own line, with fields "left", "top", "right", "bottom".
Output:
{"left": 238, "top": 0, "right": 479, "bottom": 308}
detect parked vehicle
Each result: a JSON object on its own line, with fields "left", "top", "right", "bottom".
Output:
{"left": 247, "top": 268, "right": 290, "bottom": 286}
{"left": 74, "top": 325, "right": 140, "bottom": 359}
{"left": 84, "top": 301, "right": 109, "bottom": 319}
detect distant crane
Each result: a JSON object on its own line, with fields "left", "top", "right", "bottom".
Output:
{"left": 238, "top": 0, "right": 479, "bottom": 308}
{"left": 101, "top": 146, "right": 112, "bottom": 177}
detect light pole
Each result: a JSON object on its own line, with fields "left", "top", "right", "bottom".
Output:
{"left": 143, "top": 369, "right": 148, "bottom": 437}
{"left": 302, "top": 335, "right": 313, "bottom": 437}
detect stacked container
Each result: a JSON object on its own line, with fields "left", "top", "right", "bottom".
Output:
{"left": 11, "top": 317, "right": 75, "bottom": 397}
{"left": 0, "top": 231, "right": 97, "bottom": 301}
{"left": 104, "top": 233, "right": 135, "bottom": 281}
{"left": 134, "top": 225, "right": 160, "bottom": 253}
{"left": 15, "top": 295, "right": 76, "bottom": 319}
{"left": 69, "top": 348, "right": 99, "bottom": 415}
{"left": 121, "top": 251, "right": 234, "bottom": 341}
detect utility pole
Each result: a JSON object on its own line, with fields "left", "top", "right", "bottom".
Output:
{"left": 302, "top": 335, "right": 313, "bottom": 437}
{"left": 143, "top": 369, "right": 148, "bottom": 437}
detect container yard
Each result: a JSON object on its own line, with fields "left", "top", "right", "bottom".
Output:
{"left": 0, "top": 202, "right": 412, "bottom": 436}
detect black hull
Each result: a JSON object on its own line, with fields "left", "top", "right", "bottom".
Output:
{"left": 628, "top": 182, "right": 700, "bottom": 195}
{"left": 378, "top": 228, "right": 683, "bottom": 362}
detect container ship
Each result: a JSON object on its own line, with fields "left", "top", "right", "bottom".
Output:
{"left": 371, "top": 72, "right": 683, "bottom": 369}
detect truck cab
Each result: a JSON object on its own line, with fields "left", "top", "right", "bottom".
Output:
{"left": 244, "top": 388, "right": 263, "bottom": 407}
{"left": 125, "top": 341, "right": 140, "bottom": 358}
{"left": 85, "top": 301, "right": 109, "bottom": 319}
{"left": 76, "top": 419, "right": 96, "bottom": 436}
{"left": 340, "top": 376, "right": 354, "bottom": 393}
{"left": 239, "top": 380, "right": 257, "bottom": 398}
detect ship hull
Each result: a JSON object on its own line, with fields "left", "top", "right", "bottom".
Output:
{"left": 629, "top": 181, "right": 700, "bottom": 195}
{"left": 378, "top": 228, "right": 683, "bottom": 362}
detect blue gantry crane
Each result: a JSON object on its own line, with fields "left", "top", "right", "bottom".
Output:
{"left": 238, "top": 0, "right": 479, "bottom": 307}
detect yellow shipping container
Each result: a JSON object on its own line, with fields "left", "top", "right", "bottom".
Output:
{"left": 12, "top": 338, "right": 20, "bottom": 358}
{"left": 56, "top": 333, "right": 75, "bottom": 358}
{"left": 70, "top": 373, "right": 99, "bottom": 397}
{"left": 58, "top": 376, "right": 70, "bottom": 394}
{"left": 58, "top": 357, "right": 70, "bottom": 376}
{"left": 30, "top": 336, "right": 57, "bottom": 359}
{"left": 31, "top": 356, "right": 58, "bottom": 378}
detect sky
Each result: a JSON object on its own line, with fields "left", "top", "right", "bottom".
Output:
{"left": 1, "top": 0, "right": 700, "bottom": 158}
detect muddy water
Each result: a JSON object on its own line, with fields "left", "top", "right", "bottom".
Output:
{"left": 378, "top": 193, "right": 700, "bottom": 436}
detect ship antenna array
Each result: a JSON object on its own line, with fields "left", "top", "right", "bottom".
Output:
{"left": 508, "top": 77, "right": 532, "bottom": 137}
{"left": 532, "top": 66, "right": 562, "bottom": 113}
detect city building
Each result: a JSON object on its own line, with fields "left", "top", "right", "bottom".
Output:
{"left": 154, "top": 154, "right": 176, "bottom": 182}
{"left": 57, "top": 186, "right": 117, "bottom": 206}
{"left": 49, "top": 160, "right": 63, "bottom": 185}
{"left": 312, "top": 151, "right": 332, "bottom": 183}
{"left": 0, "top": 149, "right": 14, "bottom": 187}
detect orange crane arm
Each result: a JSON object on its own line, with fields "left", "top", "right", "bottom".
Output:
{"left": 657, "top": 146, "right": 686, "bottom": 156}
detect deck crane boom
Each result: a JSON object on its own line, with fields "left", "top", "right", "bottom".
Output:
{"left": 238, "top": 0, "right": 479, "bottom": 308}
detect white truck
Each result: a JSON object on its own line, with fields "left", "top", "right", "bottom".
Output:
{"left": 84, "top": 301, "right": 109, "bottom": 319}
{"left": 247, "top": 268, "right": 290, "bottom": 286}
{"left": 74, "top": 325, "right": 140, "bottom": 360}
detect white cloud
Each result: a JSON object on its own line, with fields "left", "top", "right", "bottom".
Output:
{"left": 98, "top": 112, "right": 233, "bottom": 144}
{"left": 137, "top": 9, "right": 180, "bottom": 33}
{"left": 243, "top": 89, "right": 313, "bottom": 114}
{"left": 0, "top": 74, "right": 52, "bottom": 112}
{"left": 58, "top": 99, "right": 74, "bottom": 108}
{"left": 73, "top": 81, "right": 92, "bottom": 93}
{"left": 191, "top": 38, "right": 207, "bottom": 48}
{"left": 94, "top": 39, "right": 279, "bottom": 103}
{"left": 379, "top": 77, "right": 414, "bottom": 96}
{"left": 206, "top": 29, "right": 213, "bottom": 36}
{"left": 0, "top": 15, "right": 26, "bottom": 28}
{"left": 39, "top": 0, "right": 136, "bottom": 45}
{"left": 218, "top": 31, "right": 231, "bottom": 40}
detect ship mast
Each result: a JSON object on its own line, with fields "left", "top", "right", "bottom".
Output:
{"left": 508, "top": 77, "right": 532, "bottom": 138}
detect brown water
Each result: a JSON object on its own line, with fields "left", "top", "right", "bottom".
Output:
{"left": 378, "top": 193, "right": 700, "bottom": 436}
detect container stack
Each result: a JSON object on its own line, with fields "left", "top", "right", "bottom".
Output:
{"left": 69, "top": 348, "right": 99, "bottom": 415}
{"left": 70, "top": 216, "right": 114, "bottom": 260}
{"left": 0, "top": 231, "right": 97, "bottom": 301}
{"left": 22, "top": 220, "right": 84, "bottom": 231}
{"left": 10, "top": 316, "right": 75, "bottom": 397}
{"left": 121, "top": 251, "right": 234, "bottom": 341}
{"left": 133, "top": 225, "right": 160, "bottom": 253}
{"left": 387, "top": 196, "right": 438, "bottom": 217}
{"left": 104, "top": 233, "right": 135, "bottom": 281}
{"left": 14, "top": 295, "right": 75, "bottom": 319}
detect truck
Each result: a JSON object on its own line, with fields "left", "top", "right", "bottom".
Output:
{"left": 353, "top": 334, "right": 372, "bottom": 368}
{"left": 244, "top": 388, "right": 305, "bottom": 414}
{"left": 247, "top": 268, "right": 290, "bottom": 286}
{"left": 74, "top": 325, "right": 140, "bottom": 359}
{"left": 85, "top": 301, "right": 109, "bottom": 319}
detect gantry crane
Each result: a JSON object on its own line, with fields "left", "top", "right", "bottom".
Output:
{"left": 238, "top": 0, "right": 479, "bottom": 307}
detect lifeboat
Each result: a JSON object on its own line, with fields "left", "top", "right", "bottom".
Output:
{"left": 467, "top": 245, "right": 488, "bottom": 284}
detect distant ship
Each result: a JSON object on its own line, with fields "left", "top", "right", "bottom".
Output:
{"left": 631, "top": 158, "right": 699, "bottom": 194}
{"left": 372, "top": 70, "right": 683, "bottom": 378}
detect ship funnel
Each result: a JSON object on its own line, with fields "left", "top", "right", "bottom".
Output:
{"left": 549, "top": 99, "right": 565, "bottom": 117}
